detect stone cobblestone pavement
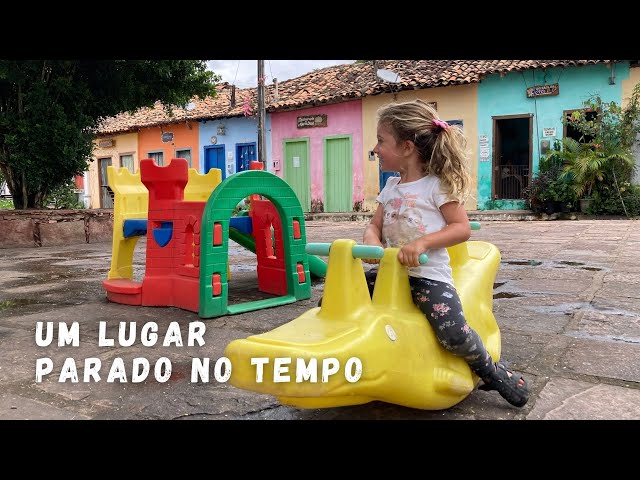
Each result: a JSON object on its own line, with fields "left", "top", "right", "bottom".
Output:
{"left": 0, "top": 219, "right": 639, "bottom": 420}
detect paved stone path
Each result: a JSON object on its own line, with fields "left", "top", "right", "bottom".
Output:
{"left": 0, "top": 219, "right": 638, "bottom": 419}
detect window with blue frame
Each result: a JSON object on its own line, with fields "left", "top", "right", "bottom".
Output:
{"left": 236, "top": 143, "right": 257, "bottom": 172}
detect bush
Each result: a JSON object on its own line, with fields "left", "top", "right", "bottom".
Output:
{"left": 590, "top": 183, "right": 640, "bottom": 216}
{"left": 523, "top": 143, "right": 577, "bottom": 212}
{"left": 44, "top": 181, "right": 84, "bottom": 209}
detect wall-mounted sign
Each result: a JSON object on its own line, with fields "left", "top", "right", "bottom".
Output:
{"left": 543, "top": 127, "right": 556, "bottom": 137}
{"left": 526, "top": 83, "right": 559, "bottom": 98}
{"left": 297, "top": 114, "right": 327, "bottom": 128}
{"left": 479, "top": 134, "right": 490, "bottom": 161}
{"left": 98, "top": 138, "right": 114, "bottom": 148}
{"left": 161, "top": 132, "right": 174, "bottom": 143}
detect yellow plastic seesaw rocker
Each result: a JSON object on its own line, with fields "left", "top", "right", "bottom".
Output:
{"left": 223, "top": 222, "right": 502, "bottom": 410}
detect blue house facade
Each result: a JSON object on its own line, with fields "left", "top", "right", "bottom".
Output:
{"left": 476, "top": 62, "right": 630, "bottom": 210}
{"left": 198, "top": 115, "right": 273, "bottom": 179}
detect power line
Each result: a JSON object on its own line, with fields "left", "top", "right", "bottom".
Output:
{"left": 232, "top": 60, "right": 241, "bottom": 85}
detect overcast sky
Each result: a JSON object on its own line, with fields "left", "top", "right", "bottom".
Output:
{"left": 207, "top": 60, "right": 355, "bottom": 88}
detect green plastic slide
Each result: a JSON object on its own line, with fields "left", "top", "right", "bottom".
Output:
{"left": 229, "top": 228, "right": 327, "bottom": 278}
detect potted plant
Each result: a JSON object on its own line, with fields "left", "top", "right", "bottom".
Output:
{"left": 522, "top": 168, "right": 552, "bottom": 213}
{"left": 548, "top": 177, "right": 577, "bottom": 212}
{"left": 525, "top": 142, "right": 576, "bottom": 214}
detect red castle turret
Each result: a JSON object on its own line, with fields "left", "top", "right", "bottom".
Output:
{"left": 140, "top": 158, "right": 204, "bottom": 311}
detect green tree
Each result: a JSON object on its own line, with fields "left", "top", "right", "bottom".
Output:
{"left": 0, "top": 60, "right": 220, "bottom": 209}
{"left": 560, "top": 84, "right": 640, "bottom": 198}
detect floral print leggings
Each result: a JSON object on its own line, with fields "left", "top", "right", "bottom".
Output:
{"left": 364, "top": 270, "right": 496, "bottom": 380}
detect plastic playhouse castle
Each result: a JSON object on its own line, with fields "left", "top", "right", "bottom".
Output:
{"left": 102, "top": 158, "right": 326, "bottom": 318}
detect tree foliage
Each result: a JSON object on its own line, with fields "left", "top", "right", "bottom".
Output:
{"left": 0, "top": 60, "right": 219, "bottom": 209}
{"left": 559, "top": 84, "right": 640, "bottom": 198}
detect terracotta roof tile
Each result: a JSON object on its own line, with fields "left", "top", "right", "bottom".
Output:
{"left": 97, "top": 60, "right": 610, "bottom": 135}
{"left": 97, "top": 83, "right": 257, "bottom": 134}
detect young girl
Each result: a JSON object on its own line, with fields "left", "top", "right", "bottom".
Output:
{"left": 365, "top": 99, "right": 530, "bottom": 407}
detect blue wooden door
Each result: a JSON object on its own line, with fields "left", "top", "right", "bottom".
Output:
{"left": 379, "top": 165, "right": 399, "bottom": 191}
{"left": 236, "top": 143, "right": 256, "bottom": 173}
{"left": 204, "top": 145, "right": 226, "bottom": 179}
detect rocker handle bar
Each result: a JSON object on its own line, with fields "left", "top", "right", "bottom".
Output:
{"left": 305, "top": 222, "right": 480, "bottom": 265}
{"left": 305, "top": 244, "right": 429, "bottom": 265}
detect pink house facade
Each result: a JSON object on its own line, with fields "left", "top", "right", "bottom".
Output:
{"left": 270, "top": 100, "right": 364, "bottom": 212}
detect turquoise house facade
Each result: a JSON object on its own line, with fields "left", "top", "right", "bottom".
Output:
{"left": 198, "top": 115, "right": 272, "bottom": 178}
{"left": 476, "top": 62, "right": 630, "bottom": 210}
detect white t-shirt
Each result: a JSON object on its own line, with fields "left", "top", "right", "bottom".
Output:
{"left": 376, "top": 175, "right": 455, "bottom": 285}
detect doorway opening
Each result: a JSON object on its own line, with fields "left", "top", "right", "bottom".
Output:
{"left": 492, "top": 116, "right": 532, "bottom": 200}
{"left": 98, "top": 157, "right": 114, "bottom": 208}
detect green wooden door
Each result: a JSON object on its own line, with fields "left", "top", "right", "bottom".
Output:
{"left": 283, "top": 139, "right": 310, "bottom": 212}
{"left": 323, "top": 135, "right": 352, "bottom": 212}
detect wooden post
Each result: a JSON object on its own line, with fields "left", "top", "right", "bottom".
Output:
{"left": 257, "top": 60, "right": 267, "bottom": 165}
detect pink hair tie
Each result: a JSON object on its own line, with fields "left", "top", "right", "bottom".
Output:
{"left": 432, "top": 119, "right": 449, "bottom": 132}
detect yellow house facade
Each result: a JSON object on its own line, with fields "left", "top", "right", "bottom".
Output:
{"left": 622, "top": 64, "right": 640, "bottom": 108}
{"left": 88, "top": 132, "right": 139, "bottom": 208}
{"left": 361, "top": 84, "right": 479, "bottom": 211}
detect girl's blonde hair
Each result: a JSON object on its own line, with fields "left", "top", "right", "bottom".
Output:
{"left": 377, "top": 99, "right": 472, "bottom": 203}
